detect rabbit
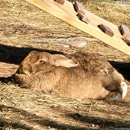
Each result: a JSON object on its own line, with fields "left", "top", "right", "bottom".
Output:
{"left": 14, "top": 51, "right": 128, "bottom": 101}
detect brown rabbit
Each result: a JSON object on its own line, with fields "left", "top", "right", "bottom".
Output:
{"left": 14, "top": 51, "right": 128, "bottom": 101}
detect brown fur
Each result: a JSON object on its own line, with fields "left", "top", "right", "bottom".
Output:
{"left": 68, "top": 52, "right": 125, "bottom": 91}
{"left": 14, "top": 51, "right": 128, "bottom": 101}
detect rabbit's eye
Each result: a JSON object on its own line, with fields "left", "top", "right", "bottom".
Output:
{"left": 39, "top": 60, "right": 45, "bottom": 63}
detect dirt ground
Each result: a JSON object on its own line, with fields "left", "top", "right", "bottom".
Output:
{"left": 0, "top": 0, "right": 130, "bottom": 129}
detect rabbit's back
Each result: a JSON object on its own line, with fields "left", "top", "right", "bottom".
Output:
{"left": 14, "top": 66, "right": 110, "bottom": 99}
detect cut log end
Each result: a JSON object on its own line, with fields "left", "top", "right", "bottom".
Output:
{"left": 77, "top": 13, "right": 90, "bottom": 24}
{"left": 119, "top": 24, "right": 130, "bottom": 38}
{"left": 73, "top": 1, "right": 85, "bottom": 15}
{"left": 98, "top": 24, "right": 114, "bottom": 37}
{"left": 123, "top": 37, "right": 130, "bottom": 46}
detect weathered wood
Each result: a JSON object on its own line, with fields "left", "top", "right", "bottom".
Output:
{"left": 24, "top": 0, "right": 130, "bottom": 55}
{"left": 119, "top": 24, "right": 130, "bottom": 38}
{"left": 54, "top": 0, "right": 65, "bottom": 5}
{"left": 98, "top": 24, "right": 114, "bottom": 37}
{"left": 73, "top": 1, "right": 85, "bottom": 15}
{"left": 77, "top": 13, "right": 90, "bottom": 23}
{"left": 30, "top": 38, "right": 87, "bottom": 47}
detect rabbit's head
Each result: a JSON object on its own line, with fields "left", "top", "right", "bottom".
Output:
{"left": 17, "top": 51, "right": 78, "bottom": 75}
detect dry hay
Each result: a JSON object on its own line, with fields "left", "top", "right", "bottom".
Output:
{"left": 0, "top": 83, "right": 130, "bottom": 129}
{"left": 0, "top": 0, "right": 130, "bottom": 129}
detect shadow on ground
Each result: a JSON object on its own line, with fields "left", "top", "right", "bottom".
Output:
{"left": 0, "top": 43, "right": 130, "bottom": 80}
{"left": 68, "top": 113, "right": 130, "bottom": 128}
{"left": 0, "top": 105, "right": 130, "bottom": 130}
{"left": 0, "top": 105, "right": 93, "bottom": 130}
{"left": 0, "top": 43, "right": 63, "bottom": 65}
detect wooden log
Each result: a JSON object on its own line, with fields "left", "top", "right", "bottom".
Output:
{"left": 73, "top": 1, "right": 85, "bottom": 15}
{"left": 77, "top": 13, "right": 90, "bottom": 24}
{"left": 119, "top": 24, "right": 130, "bottom": 38}
{"left": 54, "top": 0, "right": 65, "bottom": 5}
{"left": 98, "top": 24, "right": 114, "bottom": 37}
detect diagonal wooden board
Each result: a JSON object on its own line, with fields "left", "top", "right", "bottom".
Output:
{"left": 24, "top": 0, "right": 130, "bottom": 55}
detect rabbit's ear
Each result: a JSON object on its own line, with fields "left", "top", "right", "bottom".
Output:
{"left": 52, "top": 54, "right": 78, "bottom": 68}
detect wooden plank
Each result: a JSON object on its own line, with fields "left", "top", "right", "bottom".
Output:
{"left": 24, "top": 0, "right": 130, "bottom": 56}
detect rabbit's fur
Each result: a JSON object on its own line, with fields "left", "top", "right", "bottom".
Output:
{"left": 14, "top": 51, "right": 128, "bottom": 101}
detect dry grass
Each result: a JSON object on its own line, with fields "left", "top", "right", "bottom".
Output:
{"left": 0, "top": 0, "right": 130, "bottom": 129}
{"left": 0, "top": 83, "right": 130, "bottom": 129}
